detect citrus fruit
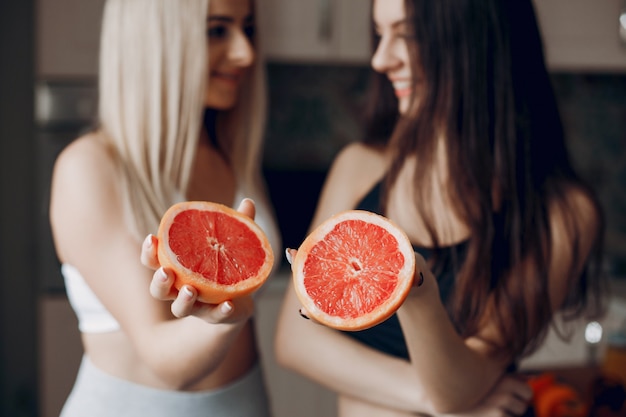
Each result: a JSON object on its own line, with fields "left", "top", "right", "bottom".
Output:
{"left": 157, "top": 201, "right": 274, "bottom": 303}
{"left": 292, "top": 210, "right": 415, "bottom": 331}
{"left": 527, "top": 374, "right": 588, "bottom": 417}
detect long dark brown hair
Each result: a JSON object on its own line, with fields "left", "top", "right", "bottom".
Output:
{"left": 364, "top": 0, "right": 606, "bottom": 360}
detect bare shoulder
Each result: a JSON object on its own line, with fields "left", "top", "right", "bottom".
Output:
{"left": 50, "top": 132, "right": 123, "bottom": 262}
{"left": 546, "top": 182, "right": 602, "bottom": 308}
{"left": 53, "top": 132, "right": 115, "bottom": 177}
{"left": 548, "top": 182, "right": 601, "bottom": 250}
{"left": 309, "top": 142, "right": 388, "bottom": 228}
{"left": 326, "top": 142, "right": 388, "bottom": 191}
{"left": 51, "top": 133, "right": 119, "bottom": 211}
{"left": 333, "top": 142, "right": 387, "bottom": 170}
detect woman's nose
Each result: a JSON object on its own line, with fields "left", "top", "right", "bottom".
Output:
{"left": 228, "top": 30, "right": 255, "bottom": 67}
{"left": 371, "top": 37, "right": 397, "bottom": 73}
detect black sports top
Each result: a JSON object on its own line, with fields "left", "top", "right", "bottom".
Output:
{"left": 342, "top": 181, "right": 468, "bottom": 359}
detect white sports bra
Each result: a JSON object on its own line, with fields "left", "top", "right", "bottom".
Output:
{"left": 63, "top": 263, "right": 121, "bottom": 333}
{"left": 63, "top": 193, "right": 282, "bottom": 334}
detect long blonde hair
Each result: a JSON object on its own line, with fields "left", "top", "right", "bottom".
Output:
{"left": 98, "top": 0, "right": 269, "bottom": 241}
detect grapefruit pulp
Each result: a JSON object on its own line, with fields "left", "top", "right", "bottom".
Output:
{"left": 157, "top": 201, "right": 274, "bottom": 303}
{"left": 292, "top": 210, "right": 415, "bottom": 331}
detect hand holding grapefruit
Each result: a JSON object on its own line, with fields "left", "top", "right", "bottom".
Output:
{"left": 156, "top": 200, "right": 274, "bottom": 304}
{"left": 292, "top": 210, "right": 415, "bottom": 331}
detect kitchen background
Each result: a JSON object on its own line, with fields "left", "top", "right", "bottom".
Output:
{"left": 1, "top": 0, "right": 625, "bottom": 416}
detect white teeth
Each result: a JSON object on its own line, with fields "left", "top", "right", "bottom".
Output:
{"left": 392, "top": 80, "right": 411, "bottom": 90}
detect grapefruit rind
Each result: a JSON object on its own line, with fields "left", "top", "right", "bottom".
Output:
{"left": 292, "top": 210, "right": 415, "bottom": 331}
{"left": 157, "top": 201, "right": 274, "bottom": 304}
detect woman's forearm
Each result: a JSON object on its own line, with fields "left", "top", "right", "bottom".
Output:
{"left": 275, "top": 284, "right": 437, "bottom": 414}
{"left": 396, "top": 273, "right": 505, "bottom": 414}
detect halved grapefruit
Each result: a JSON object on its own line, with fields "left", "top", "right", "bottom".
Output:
{"left": 292, "top": 210, "right": 415, "bottom": 331}
{"left": 157, "top": 201, "right": 274, "bottom": 303}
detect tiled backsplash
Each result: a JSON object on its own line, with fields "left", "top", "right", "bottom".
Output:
{"left": 264, "top": 63, "right": 370, "bottom": 171}
{"left": 263, "top": 64, "right": 626, "bottom": 276}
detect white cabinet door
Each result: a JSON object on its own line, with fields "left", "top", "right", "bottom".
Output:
{"left": 257, "top": 0, "right": 372, "bottom": 64}
{"left": 533, "top": 0, "right": 626, "bottom": 71}
{"left": 37, "top": 0, "right": 106, "bottom": 78}
{"left": 38, "top": 0, "right": 372, "bottom": 71}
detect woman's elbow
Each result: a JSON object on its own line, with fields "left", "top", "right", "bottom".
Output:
{"left": 273, "top": 321, "right": 306, "bottom": 372}
{"left": 273, "top": 332, "right": 296, "bottom": 370}
{"left": 427, "top": 393, "right": 483, "bottom": 415}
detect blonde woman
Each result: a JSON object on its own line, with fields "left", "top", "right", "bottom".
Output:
{"left": 50, "top": 0, "right": 280, "bottom": 416}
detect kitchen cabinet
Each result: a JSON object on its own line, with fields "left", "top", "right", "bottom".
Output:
{"left": 38, "top": 0, "right": 372, "bottom": 72}
{"left": 37, "top": 0, "right": 106, "bottom": 78}
{"left": 256, "top": 0, "right": 371, "bottom": 64}
{"left": 37, "top": 0, "right": 626, "bottom": 71}
{"left": 533, "top": 0, "right": 626, "bottom": 72}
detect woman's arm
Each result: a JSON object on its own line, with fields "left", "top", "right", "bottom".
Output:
{"left": 275, "top": 144, "right": 443, "bottom": 413}
{"left": 437, "top": 375, "right": 532, "bottom": 417}
{"left": 395, "top": 257, "right": 510, "bottom": 413}
{"left": 277, "top": 280, "right": 436, "bottom": 412}
{"left": 395, "top": 185, "right": 601, "bottom": 413}
{"left": 50, "top": 136, "right": 251, "bottom": 389}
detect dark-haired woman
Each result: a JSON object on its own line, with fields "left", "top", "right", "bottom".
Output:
{"left": 275, "top": 0, "right": 605, "bottom": 415}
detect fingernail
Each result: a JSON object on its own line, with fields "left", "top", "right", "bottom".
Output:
{"left": 144, "top": 234, "right": 153, "bottom": 248}
{"left": 299, "top": 309, "right": 309, "bottom": 320}
{"left": 221, "top": 302, "right": 233, "bottom": 315}
{"left": 285, "top": 248, "right": 293, "bottom": 265}
{"left": 182, "top": 285, "right": 194, "bottom": 298}
{"left": 157, "top": 267, "right": 168, "bottom": 282}
{"left": 417, "top": 271, "right": 424, "bottom": 287}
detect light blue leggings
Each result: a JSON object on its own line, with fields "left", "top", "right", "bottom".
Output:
{"left": 60, "top": 356, "right": 271, "bottom": 417}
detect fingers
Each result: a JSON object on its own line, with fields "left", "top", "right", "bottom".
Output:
{"left": 286, "top": 248, "right": 325, "bottom": 325}
{"left": 170, "top": 285, "right": 199, "bottom": 317}
{"left": 299, "top": 308, "right": 310, "bottom": 320}
{"left": 285, "top": 248, "right": 296, "bottom": 271}
{"left": 236, "top": 198, "right": 256, "bottom": 220}
{"left": 413, "top": 251, "right": 429, "bottom": 284}
{"left": 149, "top": 267, "right": 176, "bottom": 300}
{"left": 140, "top": 234, "right": 161, "bottom": 270}
{"left": 503, "top": 397, "right": 529, "bottom": 416}
{"left": 406, "top": 251, "right": 436, "bottom": 297}
{"left": 169, "top": 286, "right": 254, "bottom": 324}
{"left": 170, "top": 286, "right": 235, "bottom": 322}
{"left": 501, "top": 375, "right": 533, "bottom": 402}
{"left": 169, "top": 285, "right": 235, "bottom": 321}
{"left": 297, "top": 306, "right": 324, "bottom": 326}
{"left": 483, "top": 375, "right": 533, "bottom": 416}
{"left": 491, "top": 395, "right": 529, "bottom": 416}
{"left": 447, "top": 377, "right": 531, "bottom": 417}
{"left": 194, "top": 297, "right": 255, "bottom": 324}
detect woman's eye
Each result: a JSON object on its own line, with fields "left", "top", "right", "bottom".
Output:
{"left": 244, "top": 24, "right": 255, "bottom": 40}
{"left": 207, "top": 25, "right": 227, "bottom": 38}
{"left": 397, "top": 26, "right": 416, "bottom": 39}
